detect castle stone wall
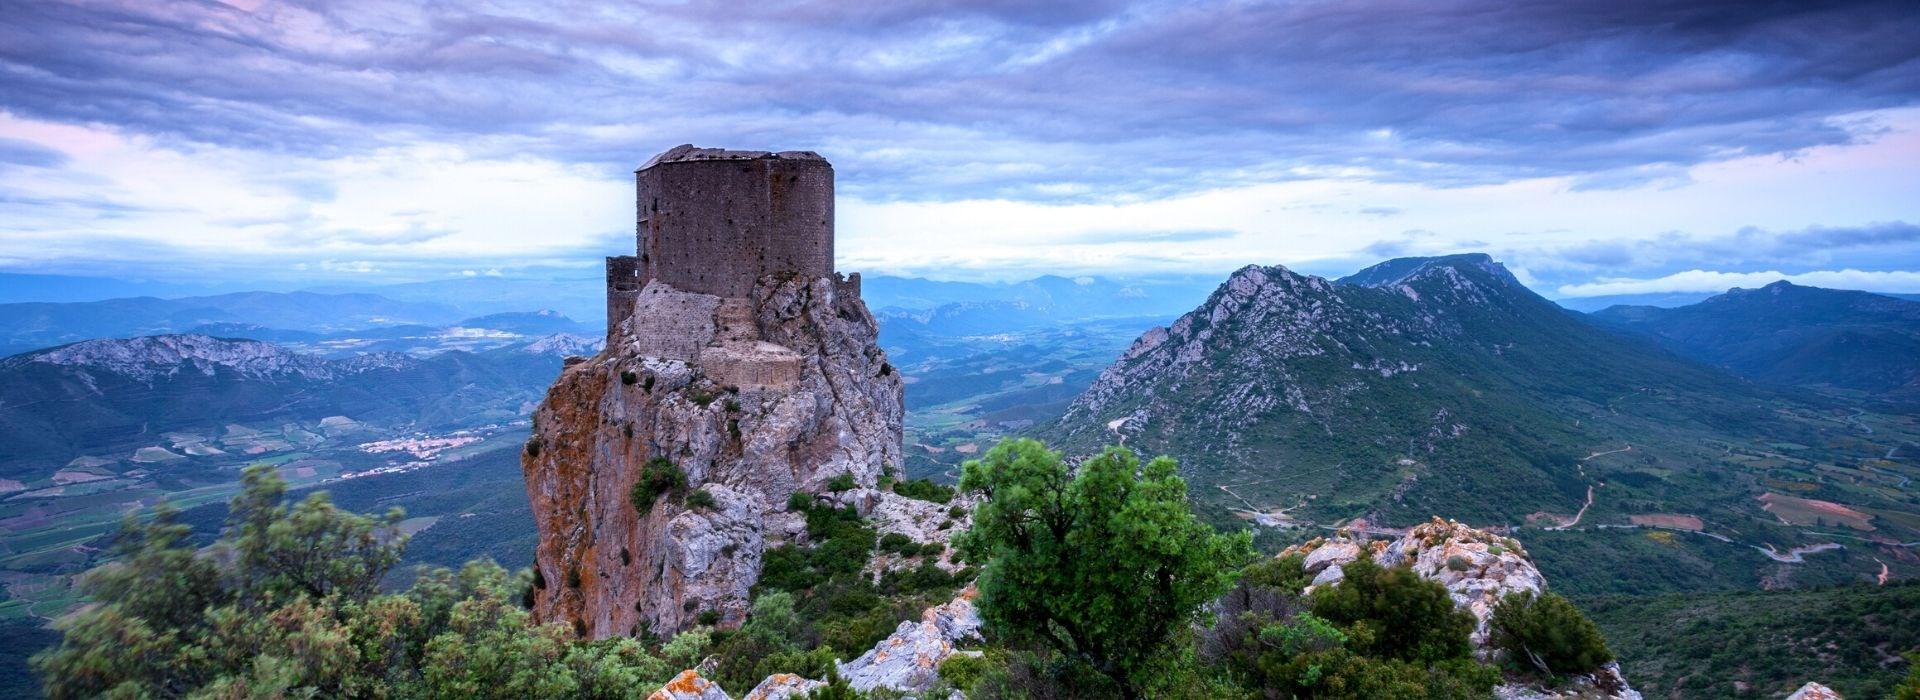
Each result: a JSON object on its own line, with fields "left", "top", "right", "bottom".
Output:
{"left": 700, "top": 341, "right": 803, "bottom": 391}
{"left": 606, "top": 255, "right": 641, "bottom": 341}
{"left": 624, "top": 282, "right": 720, "bottom": 361}
{"left": 636, "top": 148, "right": 833, "bottom": 299}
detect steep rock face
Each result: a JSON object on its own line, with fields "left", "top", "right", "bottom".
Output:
{"left": 523, "top": 274, "right": 903, "bottom": 638}
{"left": 1286, "top": 519, "right": 1640, "bottom": 700}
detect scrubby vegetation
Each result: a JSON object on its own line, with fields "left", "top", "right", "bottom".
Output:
{"left": 890, "top": 477, "right": 954, "bottom": 504}
{"left": 1582, "top": 580, "right": 1920, "bottom": 699}
{"left": 32, "top": 465, "right": 681, "bottom": 699}
{"left": 39, "top": 439, "right": 1638, "bottom": 699}
{"left": 629, "top": 457, "right": 687, "bottom": 514}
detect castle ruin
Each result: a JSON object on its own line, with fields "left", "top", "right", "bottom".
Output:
{"left": 605, "top": 145, "right": 859, "bottom": 391}
{"left": 526, "top": 144, "right": 903, "bottom": 637}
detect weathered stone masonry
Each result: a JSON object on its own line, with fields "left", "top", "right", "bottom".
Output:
{"left": 631, "top": 144, "right": 835, "bottom": 300}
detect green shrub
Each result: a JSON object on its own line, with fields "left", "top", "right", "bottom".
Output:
{"left": 630, "top": 457, "right": 688, "bottom": 514}
{"left": 879, "top": 532, "right": 915, "bottom": 555}
{"left": 938, "top": 653, "right": 991, "bottom": 691}
{"left": 1446, "top": 554, "right": 1471, "bottom": 572}
{"left": 787, "top": 492, "right": 814, "bottom": 512}
{"left": 524, "top": 438, "right": 541, "bottom": 457}
{"left": 697, "top": 609, "right": 721, "bottom": 626}
{"left": 826, "top": 472, "right": 857, "bottom": 492}
{"left": 567, "top": 566, "right": 582, "bottom": 588}
{"left": 1309, "top": 557, "right": 1476, "bottom": 664}
{"left": 642, "top": 375, "right": 655, "bottom": 392}
{"left": 891, "top": 478, "right": 954, "bottom": 504}
{"left": 686, "top": 489, "right": 717, "bottom": 510}
{"left": 1489, "top": 590, "right": 1615, "bottom": 677}
{"left": 621, "top": 370, "right": 639, "bottom": 385}
{"left": 919, "top": 542, "right": 946, "bottom": 557}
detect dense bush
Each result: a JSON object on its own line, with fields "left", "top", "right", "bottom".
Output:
{"left": 891, "top": 478, "right": 955, "bottom": 504}
{"left": 629, "top": 457, "right": 687, "bottom": 514}
{"left": 1309, "top": 557, "right": 1477, "bottom": 664}
{"left": 878, "top": 532, "right": 918, "bottom": 556}
{"left": 1490, "top": 590, "right": 1614, "bottom": 677}
{"left": 1201, "top": 552, "right": 1498, "bottom": 699}
{"left": 826, "top": 472, "right": 857, "bottom": 492}
{"left": 685, "top": 489, "right": 717, "bottom": 511}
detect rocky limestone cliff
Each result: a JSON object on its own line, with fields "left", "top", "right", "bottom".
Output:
{"left": 523, "top": 273, "right": 903, "bottom": 638}
{"left": 1285, "top": 518, "right": 1641, "bottom": 700}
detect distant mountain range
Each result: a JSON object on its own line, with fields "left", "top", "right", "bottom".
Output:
{"left": 1587, "top": 282, "right": 1920, "bottom": 405}
{"left": 1035, "top": 255, "right": 1917, "bottom": 586}
{"left": 0, "top": 333, "right": 598, "bottom": 480}
{"left": 0, "top": 288, "right": 596, "bottom": 358}
{"left": 0, "top": 292, "right": 465, "bottom": 356}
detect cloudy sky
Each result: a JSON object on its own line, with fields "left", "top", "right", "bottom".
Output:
{"left": 2, "top": 0, "right": 1918, "bottom": 299}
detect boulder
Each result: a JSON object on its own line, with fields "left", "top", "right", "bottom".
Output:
{"left": 649, "top": 670, "right": 731, "bottom": 700}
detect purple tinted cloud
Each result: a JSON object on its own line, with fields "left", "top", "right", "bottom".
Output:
{"left": 0, "top": 0, "right": 1915, "bottom": 201}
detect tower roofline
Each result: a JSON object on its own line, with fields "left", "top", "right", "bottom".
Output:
{"left": 636, "top": 144, "right": 827, "bottom": 172}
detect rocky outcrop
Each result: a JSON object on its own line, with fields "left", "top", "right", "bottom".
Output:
{"left": 523, "top": 274, "right": 903, "bottom": 638}
{"left": 1285, "top": 518, "right": 1640, "bottom": 700}
{"left": 837, "top": 587, "right": 984, "bottom": 693}
{"left": 649, "top": 670, "right": 730, "bottom": 700}
{"left": 1784, "top": 682, "right": 1842, "bottom": 700}
{"left": 741, "top": 673, "right": 825, "bottom": 700}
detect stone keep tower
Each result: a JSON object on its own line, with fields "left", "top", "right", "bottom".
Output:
{"left": 605, "top": 144, "right": 861, "bottom": 392}
{"left": 606, "top": 145, "right": 844, "bottom": 332}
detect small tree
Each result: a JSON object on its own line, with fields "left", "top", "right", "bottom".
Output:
{"left": 954, "top": 439, "right": 1253, "bottom": 695}
{"left": 1488, "top": 590, "right": 1615, "bottom": 677}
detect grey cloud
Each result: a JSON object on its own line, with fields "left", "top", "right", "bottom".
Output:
{"left": 1521, "top": 221, "right": 1920, "bottom": 276}
{"left": 0, "top": 0, "right": 1916, "bottom": 201}
{"left": 1061, "top": 229, "right": 1238, "bottom": 244}
{"left": 0, "top": 138, "right": 69, "bottom": 168}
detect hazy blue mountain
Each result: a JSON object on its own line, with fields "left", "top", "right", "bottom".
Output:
{"left": 1552, "top": 292, "right": 1721, "bottom": 312}
{"left": 0, "top": 291, "right": 464, "bottom": 356}
{"left": 311, "top": 276, "right": 606, "bottom": 325}
{"left": 1588, "top": 281, "right": 1920, "bottom": 402}
{"left": 454, "top": 310, "right": 587, "bottom": 335}
{"left": 0, "top": 272, "right": 291, "bottom": 304}
{"left": 1557, "top": 288, "right": 1920, "bottom": 312}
